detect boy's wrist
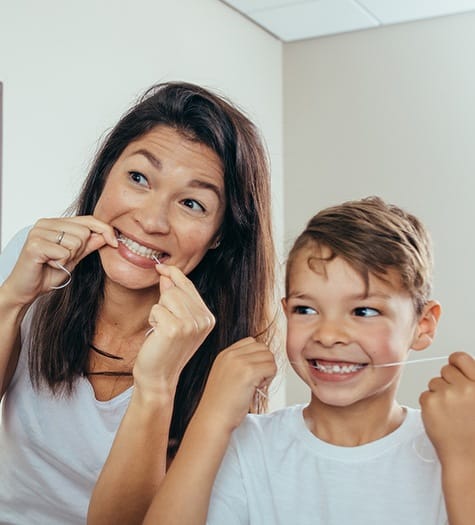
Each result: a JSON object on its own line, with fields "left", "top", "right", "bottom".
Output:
{"left": 192, "top": 403, "right": 237, "bottom": 437}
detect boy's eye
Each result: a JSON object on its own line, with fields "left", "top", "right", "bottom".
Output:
{"left": 182, "top": 198, "right": 205, "bottom": 212}
{"left": 293, "top": 305, "right": 317, "bottom": 315}
{"left": 129, "top": 171, "right": 149, "bottom": 187}
{"left": 353, "top": 307, "right": 380, "bottom": 317}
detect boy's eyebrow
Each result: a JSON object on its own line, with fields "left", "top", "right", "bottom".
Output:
{"left": 286, "top": 291, "right": 392, "bottom": 300}
{"left": 286, "top": 291, "right": 314, "bottom": 300}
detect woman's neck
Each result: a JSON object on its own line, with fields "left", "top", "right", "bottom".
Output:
{"left": 100, "top": 280, "right": 159, "bottom": 335}
{"left": 92, "top": 281, "right": 159, "bottom": 359}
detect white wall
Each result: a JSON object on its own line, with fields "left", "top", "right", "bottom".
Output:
{"left": 0, "top": 0, "right": 283, "bottom": 245}
{"left": 0, "top": 0, "right": 285, "bottom": 408}
{"left": 283, "top": 12, "right": 475, "bottom": 407}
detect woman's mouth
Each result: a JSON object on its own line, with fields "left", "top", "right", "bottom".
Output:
{"left": 310, "top": 359, "right": 367, "bottom": 375}
{"left": 116, "top": 231, "right": 168, "bottom": 263}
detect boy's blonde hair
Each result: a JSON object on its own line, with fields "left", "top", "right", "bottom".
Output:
{"left": 286, "top": 196, "right": 433, "bottom": 314}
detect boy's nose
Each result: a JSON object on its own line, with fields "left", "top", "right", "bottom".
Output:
{"left": 312, "top": 318, "right": 348, "bottom": 348}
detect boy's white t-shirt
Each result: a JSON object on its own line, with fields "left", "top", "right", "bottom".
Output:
{"left": 207, "top": 404, "right": 448, "bottom": 525}
{"left": 0, "top": 227, "right": 133, "bottom": 524}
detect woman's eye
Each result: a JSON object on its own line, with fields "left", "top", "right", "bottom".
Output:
{"left": 182, "top": 199, "right": 205, "bottom": 212}
{"left": 293, "top": 305, "right": 317, "bottom": 315}
{"left": 129, "top": 171, "right": 149, "bottom": 187}
{"left": 354, "top": 307, "right": 380, "bottom": 317}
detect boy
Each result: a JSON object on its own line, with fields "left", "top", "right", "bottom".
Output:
{"left": 143, "top": 196, "right": 475, "bottom": 524}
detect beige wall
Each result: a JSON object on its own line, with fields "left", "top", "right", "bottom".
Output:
{"left": 282, "top": 11, "right": 475, "bottom": 407}
{"left": 0, "top": 0, "right": 283, "bottom": 251}
{"left": 0, "top": 0, "right": 285, "bottom": 407}
{"left": 3, "top": 1, "right": 474, "bottom": 410}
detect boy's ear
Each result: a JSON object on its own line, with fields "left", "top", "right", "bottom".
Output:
{"left": 411, "top": 300, "right": 442, "bottom": 351}
{"left": 281, "top": 298, "right": 289, "bottom": 319}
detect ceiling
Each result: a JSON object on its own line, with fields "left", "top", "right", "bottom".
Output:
{"left": 220, "top": 0, "right": 475, "bottom": 42}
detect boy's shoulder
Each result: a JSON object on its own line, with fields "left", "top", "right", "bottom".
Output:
{"left": 244, "top": 403, "right": 306, "bottom": 426}
{"left": 232, "top": 404, "right": 306, "bottom": 445}
{"left": 232, "top": 405, "right": 437, "bottom": 460}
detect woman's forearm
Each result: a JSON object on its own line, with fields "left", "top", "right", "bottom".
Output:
{"left": 87, "top": 385, "right": 175, "bottom": 525}
{"left": 0, "top": 285, "right": 30, "bottom": 396}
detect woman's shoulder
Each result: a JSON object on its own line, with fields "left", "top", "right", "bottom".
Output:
{"left": 0, "top": 226, "right": 31, "bottom": 283}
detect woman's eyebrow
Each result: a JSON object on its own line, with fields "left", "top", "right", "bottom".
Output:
{"left": 188, "top": 179, "right": 223, "bottom": 202}
{"left": 131, "top": 148, "right": 223, "bottom": 201}
{"left": 132, "top": 148, "right": 162, "bottom": 170}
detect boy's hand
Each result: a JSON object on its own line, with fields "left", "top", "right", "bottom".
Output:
{"left": 195, "top": 337, "right": 277, "bottom": 433}
{"left": 420, "top": 351, "right": 475, "bottom": 464}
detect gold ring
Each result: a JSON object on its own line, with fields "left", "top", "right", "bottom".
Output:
{"left": 56, "top": 231, "right": 65, "bottom": 245}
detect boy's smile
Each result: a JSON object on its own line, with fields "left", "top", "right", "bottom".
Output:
{"left": 283, "top": 245, "right": 428, "bottom": 411}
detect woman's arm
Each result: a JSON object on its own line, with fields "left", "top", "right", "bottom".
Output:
{"left": 420, "top": 352, "right": 475, "bottom": 525}
{"left": 0, "top": 218, "right": 116, "bottom": 397}
{"left": 143, "top": 337, "right": 277, "bottom": 525}
{"left": 0, "top": 285, "right": 29, "bottom": 396}
{"left": 87, "top": 376, "right": 176, "bottom": 524}
{"left": 88, "top": 264, "right": 218, "bottom": 525}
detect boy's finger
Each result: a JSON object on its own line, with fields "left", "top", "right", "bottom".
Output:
{"left": 449, "top": 352, "right": 475, "bottom": 381}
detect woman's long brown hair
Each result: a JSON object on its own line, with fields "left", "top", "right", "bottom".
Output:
{"left": 28, "top": 81, "right": 277, "bottom": 457}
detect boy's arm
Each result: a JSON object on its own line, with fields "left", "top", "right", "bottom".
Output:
{"left": 420, "top": 352, "right": 475, "bottom": 525}
{"left": 143, "top": 337, "right": 276, "bottom": 525}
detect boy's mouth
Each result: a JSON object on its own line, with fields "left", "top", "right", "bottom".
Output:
{"left": 310, "top": 359, "right": 367, "bottom": 374}
{"left": 115, "top": 230, "right": 169, "bottom": 262}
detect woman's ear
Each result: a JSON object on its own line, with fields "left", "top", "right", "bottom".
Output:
{"left": 411, "top": 300, "right": 442, "bottom": 351}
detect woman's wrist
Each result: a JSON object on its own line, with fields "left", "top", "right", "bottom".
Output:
{"left": 132, "top": 372, "right": 178, "bottom": 408}
{"left": 0, "top": 283, "right": 30, "bottom": 319}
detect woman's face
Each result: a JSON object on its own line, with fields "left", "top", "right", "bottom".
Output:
{"left": 93, "top": 125, "right": 225, "bottom": 290}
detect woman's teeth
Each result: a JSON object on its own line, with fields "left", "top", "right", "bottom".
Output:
{"left": 117, "top": 234, "right": 163, "bottom": 260}
{"left": 312, "top": 361, "right": 365, "bottom": 374}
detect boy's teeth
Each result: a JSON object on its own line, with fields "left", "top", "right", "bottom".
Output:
{"left": 117, "top": 234, "right": 162, "bottom": 260}
{"left": 312, "top": 361, "right": 364, "bottom": 374}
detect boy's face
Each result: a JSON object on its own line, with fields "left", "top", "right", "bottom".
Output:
{"left": 283, "top": 247, "right": 435, "bottom": 410}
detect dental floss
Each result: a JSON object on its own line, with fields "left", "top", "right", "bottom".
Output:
{"left": 50, "top": 262, "right": 72, "bottom": 290}
{"left": 292, "top": 355, "right": 475, "bottom": 370}
{"left": 371, "top": 355, "right": 453, "bottom": 368}
{"left": 144, "top": 327, "right": 155, "bottom": 338}
{"left": 255, "top": 388, "right": 268, "bottom": 399}
{"left": 412, "top": 434, "right": 438, "bottom": 463}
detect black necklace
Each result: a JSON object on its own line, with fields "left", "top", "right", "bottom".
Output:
{"left": 90, "top": 343, "right": 124, "bottom": 360}
{"left": 87, "top": 344, "right": 133, "bottom": 377}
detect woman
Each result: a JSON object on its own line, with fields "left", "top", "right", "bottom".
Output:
{"left": 0, "top": 81, "right": 277, "bottom": 524}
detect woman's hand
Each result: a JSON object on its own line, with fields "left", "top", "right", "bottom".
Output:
{"left": 133, "top": 264, "right": 216, "bottom": 397}
{"left": 195, "top": 337, "right": 277, "bottom": 433}
{"left": 1, "top": 216, "right": 117, "bottom": 306}
{"left": 420, "top": 351, "right": 475, "bottom": 464}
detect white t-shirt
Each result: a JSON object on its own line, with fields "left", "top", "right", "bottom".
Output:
{"left": 0, "top": 227, "right": 133, "bottom": 524}
{"left": 207, "top": 404, "right": 448, "bottom": 525}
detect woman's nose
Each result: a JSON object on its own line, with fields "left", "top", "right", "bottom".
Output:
{"left": 312, "top": 318, "right": 348, "bottom": 348}
{"left": 134, "top": 196, "right": 171, "bottom": 234}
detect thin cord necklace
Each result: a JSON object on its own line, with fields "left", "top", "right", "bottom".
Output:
{"left": 87, "top": 344, "right": 133, "bottom": 377}
{"left": 90, "top": 343, "right": 124, "bottom": 360}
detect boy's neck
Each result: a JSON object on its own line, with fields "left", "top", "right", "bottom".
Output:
{"left": 303, "top": 399, "right": 406, "bottom": 447}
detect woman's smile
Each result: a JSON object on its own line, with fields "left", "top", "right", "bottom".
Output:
{"left": 93, "top": 125, "right": 225, "bottom": 289}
